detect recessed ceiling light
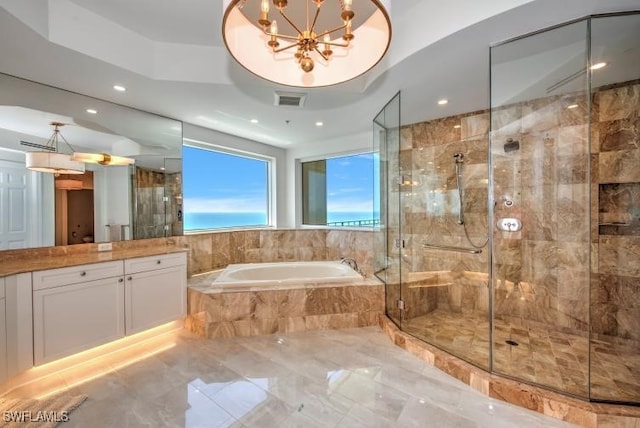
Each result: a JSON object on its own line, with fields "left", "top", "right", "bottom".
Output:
{"left": 567, "top": 104, "right": 579, "bottom": 109}
{"left": 590, "top": 62, "right": 607, "bottom": 70}
{"left": 160, "top": 167, "right": 166, "bottom": 171}
{"left": 250, "top": 119, "right": 259, "bottom": 124}
{"left": 453, "top": 124, "right": 461, "bottom": 129}
{"left": 315, "top": 121, "right": 324, "bottom": 127}
{"left": 437, "top": 99, "right": 448, "bottom": 105}
{"left": 86, "top": 109, "right": 97, "bottom": 114}
{"left": 113, "top": 85, "right": 126, "bottom": 92}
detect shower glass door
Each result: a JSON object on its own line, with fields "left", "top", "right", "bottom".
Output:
{"left": 374, "top": 92, "right": 402, "bottom": 326}
{"left": 490, "top": 20, "right": 591, "bottom": 397}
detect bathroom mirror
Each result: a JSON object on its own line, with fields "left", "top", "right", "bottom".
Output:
{"left": 0, "top": 73, "right": 183, "bottom": 249}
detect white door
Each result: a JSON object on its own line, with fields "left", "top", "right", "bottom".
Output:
{"left": 0, "top": 161, "right": 29, "bottom": 250}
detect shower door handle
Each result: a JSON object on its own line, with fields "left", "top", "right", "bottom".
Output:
{"left": 497, "top": 218, "right": 522, "bottom": 232}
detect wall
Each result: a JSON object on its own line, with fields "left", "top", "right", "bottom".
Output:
{"left": 592, "top": 81, "right": 640, "bottom": 340}
{"left": 397, "top": 110, "right": 490, "bottom": 320}
{"left": 184, "top": 228, "right": 374, "bottom": 278}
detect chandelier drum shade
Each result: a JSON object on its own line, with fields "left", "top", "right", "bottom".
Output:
{"left": 222, "top": 0, "right": 391, "bottom": 87}
{"left": 22, "top": 122, "right": 85, "bottom": 175}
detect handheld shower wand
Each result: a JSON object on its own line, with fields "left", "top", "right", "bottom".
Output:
{"left": 453, "top": 152, "right": 489, "bottom": 249}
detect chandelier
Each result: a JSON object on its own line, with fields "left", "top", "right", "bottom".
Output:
{"left": 21, "top": 122, "right": 85, "bottom": 175}
{"left": 222, "top": 0, "right": 391, "bottom": 87}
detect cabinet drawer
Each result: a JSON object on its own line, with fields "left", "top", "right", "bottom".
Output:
{"left": 32, "top": 261, "right": 124, "bottom": 291}
{"left": 124, "top": 252, "right": 186, "bottom": 274}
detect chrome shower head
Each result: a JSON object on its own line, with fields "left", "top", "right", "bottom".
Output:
{"left": 453, "top": 153, "right": 464, "bottom": 163}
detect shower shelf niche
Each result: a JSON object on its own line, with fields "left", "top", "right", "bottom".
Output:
{"left": 598, "top": 182, "right": 640, "bottom": 236}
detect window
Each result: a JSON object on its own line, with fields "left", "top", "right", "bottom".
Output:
{"left": 302, "top": 152, "right": 379, "bottom": 227}
{"left": 183, "top": 145, "right": 270, "bottom": 230}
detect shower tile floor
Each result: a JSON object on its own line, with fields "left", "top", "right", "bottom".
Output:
{"left": 3, "top": 327, "right": 577, "bottom": 427}
{"left": 404, "top": 309, "right": 640, "bottom": 401}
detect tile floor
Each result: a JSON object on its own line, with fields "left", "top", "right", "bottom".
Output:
{"left": 6, "top": 326, "right": 578, "bottom": 427}
{"left": 404, "top": 309, "right": 640, "bottom": 401}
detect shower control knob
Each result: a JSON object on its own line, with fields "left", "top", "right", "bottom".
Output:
{"left": 504, "top": 199, "right": 514, "bottom": 207}
{"left": 497, "top": 218, "right": 522, "bottom": 232}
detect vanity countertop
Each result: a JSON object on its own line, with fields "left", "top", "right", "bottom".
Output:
{"left": 0, "top": 246, "right": 188, "bottom": 277}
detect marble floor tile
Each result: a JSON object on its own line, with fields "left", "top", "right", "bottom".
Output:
{"left": 7, "top": 326, "right": 577, "bottom": 427}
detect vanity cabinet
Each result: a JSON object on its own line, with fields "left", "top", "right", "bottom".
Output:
{"left": 33, "top": 261, "right": 125, "bottom": 365}
{"left": 32, "top": 252, "right": 186, "bottom": 366}
{"left": 0, "top": 278, "right": 7, "bottom": 383}
{"left": 124, "top": 253, "right": 186, "bottom": 335}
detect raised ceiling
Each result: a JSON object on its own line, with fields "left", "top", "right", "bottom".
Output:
{"left": 0, "top": 0, "right": 638, "bottom": 151}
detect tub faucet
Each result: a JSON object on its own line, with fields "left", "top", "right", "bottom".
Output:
{"left": 340, "top": 257, "right": 359, "bottom": 273}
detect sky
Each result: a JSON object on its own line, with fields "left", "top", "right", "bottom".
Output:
{"left": 326, "top": 153, "right": 377, "bottom": 214}
{"left": 183, "top": 146, "right": 268, "bottom": 213}
{"left": 183, "top": 146, "right": 378, "bottom": 219}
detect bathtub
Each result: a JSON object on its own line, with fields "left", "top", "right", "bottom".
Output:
{"left": 212, "top": 261, "right": 362, "bottom": 289}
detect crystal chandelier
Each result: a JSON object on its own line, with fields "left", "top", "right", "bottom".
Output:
{"left": 222, "top": 0, "right": 391, "bottom": 87}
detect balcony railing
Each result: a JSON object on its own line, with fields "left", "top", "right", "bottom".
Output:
{"left": 326, "top": 219, "right": 381, "bottom": 228}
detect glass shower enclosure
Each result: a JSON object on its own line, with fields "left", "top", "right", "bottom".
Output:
{"left": 375, "top": 12, "right": 640, "bottom": 404}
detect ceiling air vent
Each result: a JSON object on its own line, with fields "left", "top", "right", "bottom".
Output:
{"left": 274, "top": 91, "right": 306, "bottom": 108}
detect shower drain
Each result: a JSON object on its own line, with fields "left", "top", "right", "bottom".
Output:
{"left": 505, "top": 340, "right": 519, "bottom": 346}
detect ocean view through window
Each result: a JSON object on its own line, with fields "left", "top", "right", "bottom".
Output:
{"left": 302, "top": 152, "right": 380, "bottom": 227}
{"left": 183, "top": 145, "right": 270, "bottom": 230}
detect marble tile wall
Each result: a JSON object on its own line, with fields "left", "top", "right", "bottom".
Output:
{"left": 134, "top": 168, "right": 166, "bottom": 239}
{"left": 396, "top": 111, "right": 491, "bottom": 319}
{"left": 184, "top": 228, "right": 375, "bottom": 278}
{"left": 591, "top": 80, "right": 640, "bottom": 369}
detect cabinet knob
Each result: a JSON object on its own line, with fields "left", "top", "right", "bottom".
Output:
{"left": 127, "top": 276, "right": 133, "bottom": 281}
{"left": 80, "top": 271, "right": 87, "bottom": 277}
{"left": 156, "top": 260, "right": 161, "bottom": 264}
{"left": 118, "top": 278, "right": 124, "bottom": 283}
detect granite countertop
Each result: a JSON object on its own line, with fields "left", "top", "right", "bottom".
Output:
{"left": 0, "top": 246, "right": 188, "bottom": 277}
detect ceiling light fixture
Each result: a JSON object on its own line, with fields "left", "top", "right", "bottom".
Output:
{"left": 113, "top": 85, "right": 126, "bottom": 92}
{"left": 20, "top": 122, "right": 85, "bottom": 174}
{"left": 590, "top": 62, "right": 607, "bottom": 70}
{"left": 315, "top": 121, "right": 324, "bottom": 127}
{"left": 72, "top": 152, "right": 135, "bottom": 166}
{"left": 250, "top": 119, "right": 259, "bottom": 124}
{"left": 438, "top": 99, "right": 448, "bottom": 105}
{"left": 222, "top": 0, "right": 391, "bottom": 87}
{"left": 86, "top": 108, "right": 97, "bottom": 114}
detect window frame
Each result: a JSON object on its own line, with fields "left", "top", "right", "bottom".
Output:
{"left": 182, "top": 139, "right": 276, "bottom": 232}
{"left": 298, "top": 150, "right": 379, "bottom": 229}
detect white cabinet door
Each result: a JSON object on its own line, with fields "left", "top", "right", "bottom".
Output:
{"left": 125, "top": 265, "right": 186, "bottom": 335}
{"left": 0, "top": 297, "right": 7, "bottom": 383}
{"left": 33, "top": 277, "right": 125, "bottom": 365}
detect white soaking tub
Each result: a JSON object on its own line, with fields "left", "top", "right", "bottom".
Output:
{"left": 212, "top": 261, "right": 361, "bottom": 289}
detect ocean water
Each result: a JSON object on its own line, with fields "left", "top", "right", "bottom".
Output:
{"left": 184, "top": 212, "right": 380, "bottom": 230}
{"left": 184, "top": 212, "right": 267, "bottom": 230}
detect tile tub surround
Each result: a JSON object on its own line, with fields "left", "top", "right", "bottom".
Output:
{"left": 381, "top": 316, "right": 640, "bottom": 428}
{"left": 186, "top": 270, "right": 384, "bottom": 339}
